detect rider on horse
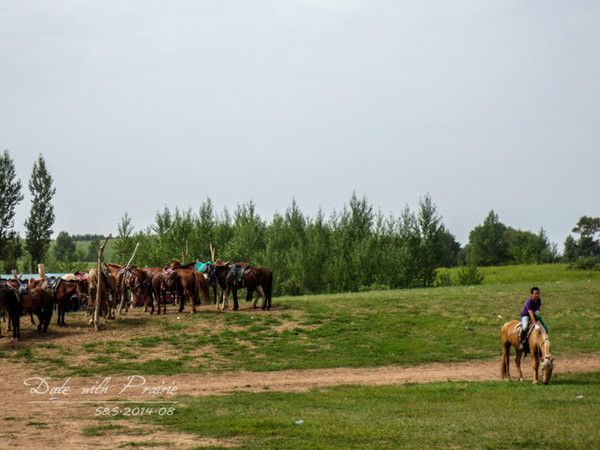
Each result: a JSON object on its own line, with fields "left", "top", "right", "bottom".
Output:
{"left": 519, "top": 287, "right": 548, "bottom": 350}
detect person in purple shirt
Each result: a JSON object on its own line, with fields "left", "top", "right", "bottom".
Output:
{"left": 519, "top": 287, "right": 542, "bottom": 349}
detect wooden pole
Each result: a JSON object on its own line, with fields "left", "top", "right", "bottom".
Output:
{"left": 94, "top": 235, "right": 111, "bottom": 331}
{"left": 117, "top": 242, "right": 140, "bottom": 317}
{"left": 38, "top": 263, "right": 46, "bottom": 280}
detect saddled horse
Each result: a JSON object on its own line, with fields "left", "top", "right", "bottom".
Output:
{"left": 54, "top": 279, "right": 83, "bottom": 326}
{"left": 151, "top": 270, "right": 169, "bottom": 315}
{"left": 171, "top": 268, "right": 202, "bottom": 313}
{"left": 123, "top": 267, "right": 152, "bottom": 313}
{"left": 238, "top": 266, "right": 273, "bottom": 311}
{"left": 12, "top": 280, "right": 54, "bottom": 334}
{"left": 225, "top": 263, "right": 273, "bottom": 311}
{"left": 0, "top": 280, "right": 22, "bottom": 339}
{"left": 105, "top": 263, "right": 124, "bottom": 314}
{"left": 205, "top": 262, "right": 233, "bottom": 311}
{"left": 88, "top": 268, "right": 112, "bottom": 329}
{"left": 501, "top": 320, "right": 554, "bottom": 384}
{"left": 209, "top": 262, "right": 273, "bottom": 311}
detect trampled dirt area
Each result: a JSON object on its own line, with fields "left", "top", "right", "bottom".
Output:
{"left": 1, "top": 353, "right": 600, "bottom": 449}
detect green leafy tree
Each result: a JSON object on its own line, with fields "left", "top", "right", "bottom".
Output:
{"left": 563, "top": 235, "right": 578, "bottom": 262}
{"left": 505, "top": 227, "right": 557, "bottom": 264}
{"left": 114, "top": 212, "right": 135, "bottom": 263}
{"left": 415, "top": 195, "right": 446, "bottom": 287}
{"left": 24, "top": 155, "right": 56, "bottom": 272}
{"left": 0, "top": 150, "right": 24, "bottom": 261}
{"left": 225, "top": 200, "right": 266, "bottom": 263}
{"left": 457, "top": 264, "right": 484, "bottom": 285}
{"left": 572, "top": 216, "right": 600, "bottom": 258}
{"left": 86, "top": 238, "right": 100, "bottom": 261}
{"left": 54, "top": 231, "right": 76, "bottom": 262}
{"left": 192, "top": 197, "right": 215, "bottom": 261}
{"left": 2, "top": 235, "right": 23, "bottom": 273}
{"left": 467, "top": 210, "right": 509, "bottom": 266}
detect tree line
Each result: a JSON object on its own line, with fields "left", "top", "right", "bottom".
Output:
{"left": 2, "top": 150, "right": 598, "bottom": 295}
{"left": 0, "top": 151, "right": 55, "bottom": 273}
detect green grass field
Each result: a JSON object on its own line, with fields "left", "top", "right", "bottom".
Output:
{"left": 4, "top": 263, "right": 600, "bottom": 448}
{"left": 93, "top": 371, "right": 599, "bottom": 449}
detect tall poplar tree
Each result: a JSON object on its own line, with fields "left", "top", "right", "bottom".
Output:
{"left": 24, "top": 155, "right": 56, "bottom": 272}
{"left": 0, "top": 150, "right": 24, "bottom": 260}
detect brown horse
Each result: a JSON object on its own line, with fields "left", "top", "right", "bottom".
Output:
{"left": 54, "top": 280, "right": 83, "bottom": 326}
{"left": 194, "top": 271, "right": 211, "bottom": 306}
{"left": 225, "top": 264, "right": 273, "bottom": 311}
{"left": 151, "top": 271, "right": 169, "bottom": 315}
{"left": 19, "top": 285, "right": 54, "bottom": 334}
{"left": 501, "top": 320, "right": 554, "bottom": 384}
{"left": 173, "top": 269, "right": 200, "bottom": 313}
{"left": 124, "top": 268, "right": 152, "bottom": 313}
{"left": 0, "top": 281, "right": 22, "bottom": 339}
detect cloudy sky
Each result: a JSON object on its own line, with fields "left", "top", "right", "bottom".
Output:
{"left": 2, "top": 0, "right": 599, "bottom": 246}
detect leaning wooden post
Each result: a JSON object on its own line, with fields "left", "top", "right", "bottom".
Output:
{"left": 38, "top": 263, "right": 46, "bottom": 280}
{"left": 117, "top": 242, "right": 140, "bottom": 318}
{"left": 94, "top": 235, "right": 111, "bottom": 331}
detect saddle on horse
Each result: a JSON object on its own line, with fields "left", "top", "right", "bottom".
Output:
{"left": 228, "top": 264, "right": 252, "bottom": 286}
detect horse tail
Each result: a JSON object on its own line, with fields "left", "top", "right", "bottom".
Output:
{"left": 500, "top": 321, "right": 513, "bottom": 379}
{"left": 265, "top": 269, "right": 273, "bottom": 301}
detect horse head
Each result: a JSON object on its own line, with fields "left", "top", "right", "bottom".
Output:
{"left": 533, "top": 324, "right": 554, "bottom": 384}
{"left": 540, "top": 354, "right": 554, "bottom": 384}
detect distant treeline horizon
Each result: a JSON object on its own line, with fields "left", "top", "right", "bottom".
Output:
{"left": 6, "top": 193, "right": 597, "bottom": 297}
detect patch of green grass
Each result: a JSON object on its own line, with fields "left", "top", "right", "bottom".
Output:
{"left": 70, "top": 357, "right": 186, "bottom": 377}
{"left": 14, "top": 348, "right": 34, "bottom": 362}
{"left": 441, "top": 263, "right": 600, "bottom": 285}
{"left": 117, "top": 442, "right": 172, "bottom": 448}
{"left": 136, "top": 372, "right": 600, "bottom": 449}
{"left": 26, "top": 421, "right": 49, "bottom": 428}
{"left": 82, "top": 423, "right": 127, "bottom": 436}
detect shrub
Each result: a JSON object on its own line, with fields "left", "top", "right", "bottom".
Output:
{"left": 569, "top": 257, "right": 600, "bottom": 271}
{"left": 457, "top": 265, "right": 484, "bottom": 286}
{"left": 434, "top": 270, "right": 453, "bottom": 287}
{"left": 358, "top": 283, "right": 390, "bottom": 292}
{"left": 280, "top": 277, "right": 303, "bottom": 296}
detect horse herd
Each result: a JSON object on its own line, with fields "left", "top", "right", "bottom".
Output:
{"left": 0, "top": 261, "right": 273, "bottom": 339}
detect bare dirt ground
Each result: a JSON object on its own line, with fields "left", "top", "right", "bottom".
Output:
{"left": 1, "top": 353, "right": 599, "bottom": 449}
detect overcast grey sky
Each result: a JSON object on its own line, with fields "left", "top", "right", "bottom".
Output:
{"left": 2, "top": 0, "right": 599, "bottom": 247}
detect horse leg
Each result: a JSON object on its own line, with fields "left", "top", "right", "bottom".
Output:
{"left": 257, "top": 286, "right": 267, "bottom": 310}
{"left": 12, "top": 311, "right": 20, "bottom": 340}
{"left": 37, "top": 312, "right": 43, "bottom": 333}
{"left": 177, "top": 287, "right": 184, "bottom": 313}
{"left": 215, "top": 287, "right": 222, "bottom": 311}
{"left": 532, "top": 352, "right": 539, "bottom": 384}
{"left": 501, "top": 342, "right": 511, "bottom": 381}
{"left": 222, "top": 286, "right": 230, "bottom": 311}
{"left": 56, "top": 302, "right": 62, "bottom": 326}
{"left": 44, "top": 308, "right": 52, "bottom": 333}
{"left": 515, "top": 350, "right": 524, "bottom": 382}
{"left": 232, "top": 287, "right": 239, "bottom": 311}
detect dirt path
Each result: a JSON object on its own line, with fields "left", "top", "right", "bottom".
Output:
{"left": 2, "top": 353, "right": 599, "bottom": 449}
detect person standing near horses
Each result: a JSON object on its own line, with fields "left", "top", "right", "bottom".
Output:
{"left": 519, "top": 287, "right": 542, "bottom": 350}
